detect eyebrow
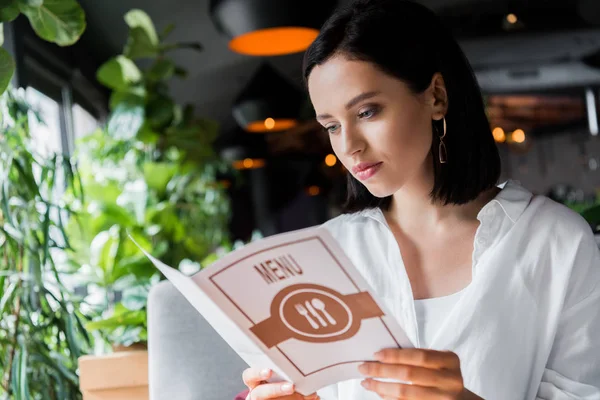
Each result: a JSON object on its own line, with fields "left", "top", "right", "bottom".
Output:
{"left": 316, "top": 91, "right": 381, "bottom": 121}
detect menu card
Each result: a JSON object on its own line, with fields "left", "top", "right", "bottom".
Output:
{"left": 133, "top": 226, "right": 413, "bottom": 395}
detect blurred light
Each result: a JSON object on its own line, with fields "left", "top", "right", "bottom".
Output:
{"left": 229, "top": 28, "right": 319, "bottom": 56}
{"left": 264, "top": 118, "right": 275, "bottom": 130}
{"left": 210, "top": 0, "right": 337, "bottom": 57}
{"left": 506, "top": 13, "right": 518, "bottom": 24}
{"left": 233, "top": 64, "right": 303, "bottom": 133}
{"left": 232, "top": 158, "right": 266, "bottom": 170}
{"left": 492, "top": 127, "right": 506, "bottom": 143}
{"left": 585, "top": 88, "right": 598, "bottom": 136}
{"left": 325, "top": 154, "right": 337, "bottom": 167}
{"left": 512, "top": 129, "right": 526, "bottom": 143}
{"left": 307, "top": 186, "right": 320, "bottom": 196}
{"left": 245, "top": 118, "right": 297, "bottom": 133}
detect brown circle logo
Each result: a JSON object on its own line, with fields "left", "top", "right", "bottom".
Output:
{"left": 250, "top": 284, "right": 384, "bottom": 348}
{"left": 280, "top": 287, "right": 352, "bottom": 339}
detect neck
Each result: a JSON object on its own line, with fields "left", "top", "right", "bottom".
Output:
{"left": 385, "top": 157, "right": 497, "bottom": 232}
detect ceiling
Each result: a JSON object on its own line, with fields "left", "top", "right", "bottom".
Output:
{"left": 76, "top": 0, "right": 600, "bottom": 133}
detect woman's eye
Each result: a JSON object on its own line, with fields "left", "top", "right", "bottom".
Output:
{"left": 325, "top": 124, "right": 340, "bottom": 134}
{"left": 358, "top": 107, "right": 379, "bottom": 119}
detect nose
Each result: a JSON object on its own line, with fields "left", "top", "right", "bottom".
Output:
{"left": 339, "top": 126, "right": 364, "bottom": 157}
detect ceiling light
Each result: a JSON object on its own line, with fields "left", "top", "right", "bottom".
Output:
{"left": 232, "top": 158, "right": 266, "bottom": 170}
{"left": 506, "top": 13, "right": 518, "bottom": 24}
{"left": 210, "top": 0, "right": 337, "bottom": 56}
{"left": 325, "top": 154, "right": 337, "bottom": 167}
{"left": 233, "top": 63, "right": 304, "bottom": 133}
{"left": 307, "top": 186, "right": 320, "bottom": 196}
{"left": 512, "top": 129, "right": 526, "bottom": 143}
{"left": 492, "top": 127, "right": 506, "bottom": 143}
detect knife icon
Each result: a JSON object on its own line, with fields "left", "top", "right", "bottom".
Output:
{"left": 305, "top": 300, "right": 327, "bottom": 327}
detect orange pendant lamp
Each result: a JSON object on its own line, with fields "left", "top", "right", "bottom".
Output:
{"left": 233, "top": 63, "right": 304, "bottom": 133}
{"left": 210, "top": 0, "right": 338, "bottom": 56}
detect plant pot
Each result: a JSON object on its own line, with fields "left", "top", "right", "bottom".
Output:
{"left": 79, "top": 350, "right": 148, "bottom": 400}
{"left": 112, "top": 341, "right": 148, "bottom": 353}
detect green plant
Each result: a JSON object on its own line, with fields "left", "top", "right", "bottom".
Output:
{"left": 0, "top": 0, "right": 87, "bottom": 95}
{"left": 65, "top": 9, "right": 232, "bottom": 349}
{"left": 580, "top": 203, "right": 600, "bottom": 234}
{"left": 567, "top": 190, "right": 600, "bottom": 234}
{"left": 0, "top": 89, "right": 92, "bottom": 399}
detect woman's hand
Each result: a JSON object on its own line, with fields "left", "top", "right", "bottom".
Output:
{"left": 242, "top": 367, "right": 319, "bottom": 400}
{"left": 358, "top": 348, "right": 483, "bottom": 399}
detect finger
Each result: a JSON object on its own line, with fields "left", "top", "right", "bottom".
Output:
{"left": 359, "top": 362, "right": 461, "bottom": 389}
{"left": 249, "top": 382, "right": 295, "bottom": 399}
{"left": 374, "top": 348, "right": 461, "bottom": 370}
{"left": 242, "top": 368, "right": 272, "bottom": 389}
{"left": 361, "top": 378, "right": 452, "bottom": 399}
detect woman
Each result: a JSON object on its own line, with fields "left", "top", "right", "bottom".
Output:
{"left": 241, "top": 0, "right": 600, "bottom": 398}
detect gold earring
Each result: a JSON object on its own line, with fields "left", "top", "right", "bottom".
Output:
{"left": 438, "top": 117, "right": 447, "bottom": 164}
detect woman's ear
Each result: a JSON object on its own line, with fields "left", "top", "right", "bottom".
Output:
{"left": 428, "top": 73, "right": 448, "bottom": 120}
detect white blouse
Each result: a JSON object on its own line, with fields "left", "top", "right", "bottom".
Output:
{"left": 317, "top": 180, "right": 600, "bottom": 400}
{"left": 414, "top": 288, "right": 465, "bottom": 348}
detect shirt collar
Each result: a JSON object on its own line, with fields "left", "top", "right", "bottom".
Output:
{"left": 486, "top": 180, "right": 533, "bottom": 224}
{"left": 357, "top": 180, "right": 533, "bottom": 225}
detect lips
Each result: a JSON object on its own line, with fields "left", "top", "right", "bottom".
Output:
{"left": 351, "top": 162, "right": 383, "bottom": 181}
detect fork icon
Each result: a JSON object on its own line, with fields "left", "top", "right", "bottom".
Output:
{"left": 294, "top": 303, "right": 319, "bottom": 329}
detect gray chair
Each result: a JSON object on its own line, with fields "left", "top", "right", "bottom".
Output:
{"left": 148, "top": 281, "right": 248, "bottom": 400}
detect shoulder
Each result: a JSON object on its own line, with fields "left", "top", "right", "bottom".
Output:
{"left": 526, "top": 195, "right": 593, "bottom": 241}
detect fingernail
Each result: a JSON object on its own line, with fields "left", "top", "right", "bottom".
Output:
{"left": 260, "top": 369, "right": 270, "bottom": 378}
{"left": 374, "top": 351, "right": 384, "bottom": 360}
{"left": 361, "top": 379, "right": 371, "bottom": 389}
{"left": 281, "top": 383, "right": 294, "bottom": 394}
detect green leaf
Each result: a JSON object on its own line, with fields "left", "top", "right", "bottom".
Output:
{"left": 85, "top": 309, "right": 145, "bottom": 331}
{"left": 0, "top": 279, "right": 17, "bottom": 316}
{"left": 581, "top": 204, "right": 600, "bottom": 225}
{"left": 143, "top": 162, "right": 177, "bottom": 194}
{"left": 136, "top": 122, "right": 159, "bottom": 145}
{"left": 18, "top": 0, "right": 42, "bottom": 7}
{"left": 41, "top": 204, "right": 50, "bottom": 266}
{"left": 146, "top": 94, "right": 174, "bottom": 129}
{"left": 121, "top": 285, "right": 148, "bottom": 311}
{"left": 19, "top": 0, "right": 86, "bottom": 46}
{"left": 123, "top": 9, "right": 158, "bottom": 59}
{"left": 109, "top": 86, "right": 145, "bottom": 110}
{"left": 159, "top": 22, "right": 175, "bottom": 40}
{"left": 174, "top": 66, "right": 188, "bottom": 79}
{"left": 18, "top": 341, "right": 30, "bottom": 400}
{"left": 0, "top": 46, "right": 15, "bottom": 95}
{"left": 107, "top": 95, "right": 145, "bottom": 140}
{"left": 146, "top": 58, "right": 175, "bottom": 82}
{"left": 0, "top": 0, "right": 20, "bottom": 22}
{"left": 160, "top": 41, "right": 203, "bottom": 53}
{"left": 97, "top": 55, "right": 142, "bottom": 91}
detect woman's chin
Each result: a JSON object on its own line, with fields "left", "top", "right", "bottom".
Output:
{"left": 363, "top": 183, "right": 397, "bottom": 199}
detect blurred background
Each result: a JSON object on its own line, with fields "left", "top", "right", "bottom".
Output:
{"left": 6, "top": 0, "right": 600, "bottom": 239}
{"left": 0, "top": 0, "right": 599, "bottom": 398}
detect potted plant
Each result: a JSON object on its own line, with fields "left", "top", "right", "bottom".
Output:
{"left": 0, "top": 89, "right": 92, "bottom": 399}
{"left": 68, "top": 9, "right": 233, "bottom": 400}
{"left": 0, "top": 1, "right": 91, "bottom": 398}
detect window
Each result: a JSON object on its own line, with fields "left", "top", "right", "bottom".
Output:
{"left": 25, "top": 86, "right": 62, "bottom": 157}
{"left": 73, "top": 102, "right": 99, "bottom": 140}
